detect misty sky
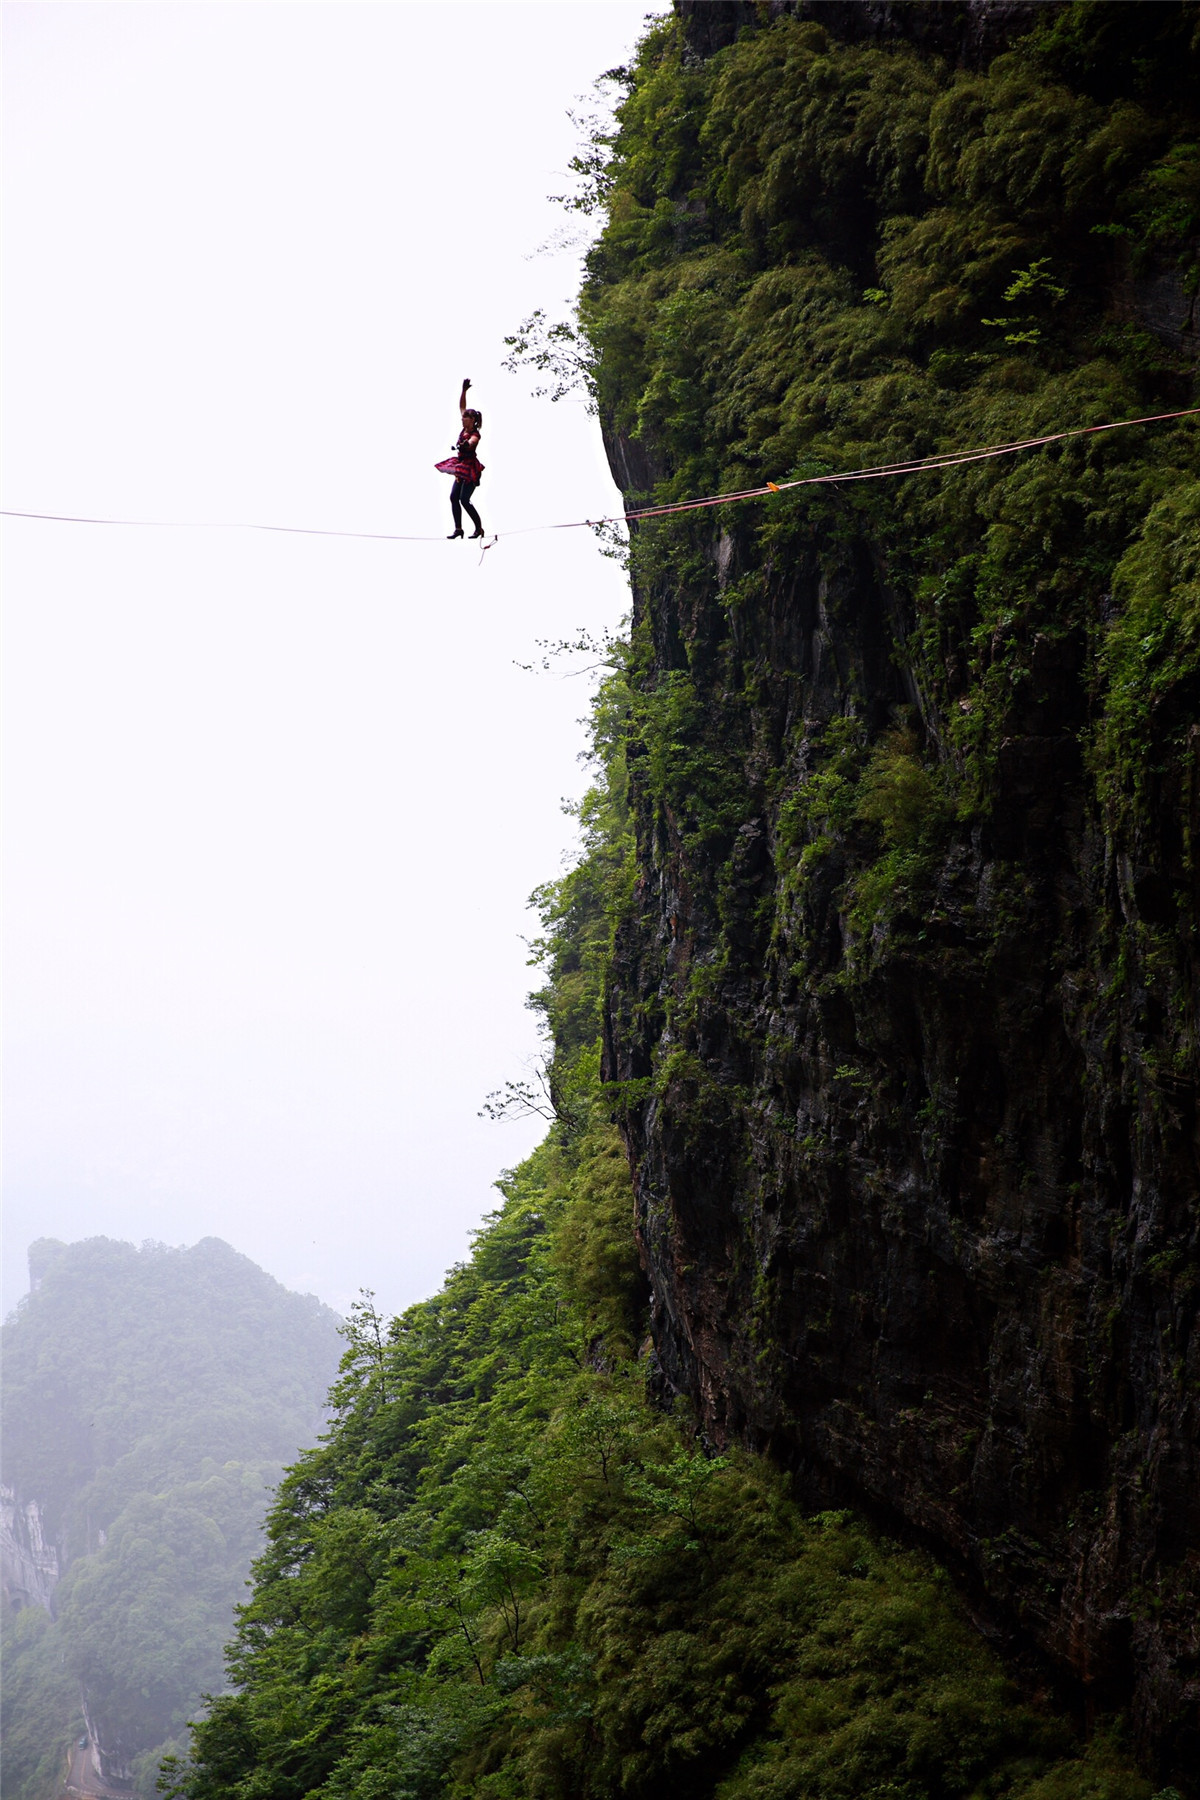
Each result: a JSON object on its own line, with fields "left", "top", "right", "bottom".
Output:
{"left": 2, "top": 1, "right": 652, "bottom": 1321}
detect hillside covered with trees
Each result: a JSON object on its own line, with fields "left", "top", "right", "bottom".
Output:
{"left": 1, "top": 1236, "right": 342, "bottom": 1799}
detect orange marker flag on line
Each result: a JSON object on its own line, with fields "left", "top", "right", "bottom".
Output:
{"left": 766, "top": 482, "right": 781, "bottom": 491}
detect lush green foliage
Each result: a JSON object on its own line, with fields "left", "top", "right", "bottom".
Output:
{"left": 570, "top": 2, "right": 1198, "bottom": 971}
{"left": 0, "top": 1601, "right": 84, "bottom": 1800}
{"left": 1098, "top": 479, "right": 1200, "bottom": 813}
{"left": 174, "top": 675, "right": 1148, "bottom": 1800}
{"left": 1, "top": 1237, "right": 341, "bottom": 1799}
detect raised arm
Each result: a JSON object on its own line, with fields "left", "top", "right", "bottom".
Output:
{"left": 459, "top": 378, "right": 471, "bottom": 422}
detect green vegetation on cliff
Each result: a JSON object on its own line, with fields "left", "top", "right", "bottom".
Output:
{"left": 564, "top": 0, "right": 1199, "bottom": 1769}
{"left": 575, "top": 0, "right": 1198, "bottom": 854}
{"left": 1, "top": 1237, "right": 341, "bottom": 1800}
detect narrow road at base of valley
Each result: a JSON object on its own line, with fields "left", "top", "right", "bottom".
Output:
{"left": 60, "top": 1739, "right": 132, "bottom": 1800}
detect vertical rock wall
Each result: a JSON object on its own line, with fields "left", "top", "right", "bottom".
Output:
{"left": 1, "top": 1482, "right": 60, "bottom": 1613}
{"left": 597, "top": 0, "right": 1199, "bottom": 1773}
{"left": 604, "top": 512, "right": 1199, "bottom": 1757}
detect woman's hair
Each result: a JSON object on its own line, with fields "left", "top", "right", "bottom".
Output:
{"left": 465, "top": 408, "right": 482, "bottom": 428}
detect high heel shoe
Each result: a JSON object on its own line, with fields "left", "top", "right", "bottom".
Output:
{"left": 469, "top": 527, "right": 485, "bottom": 539}
{"left": 447, "top": 529, "right": 464, "bottom": 539}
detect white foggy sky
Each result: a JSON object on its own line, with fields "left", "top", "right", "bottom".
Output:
{"left": 2, "top": 1, "right": 652, "bottom": 1321}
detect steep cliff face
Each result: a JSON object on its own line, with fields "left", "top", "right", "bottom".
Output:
{"left": 591, "top": 1, "right": 1199, "bottom": 1773}
{"left": 1, "top": 1486, "right": 60, "bottom": 1614}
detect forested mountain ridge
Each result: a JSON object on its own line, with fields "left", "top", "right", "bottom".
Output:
{"left": 1, "top": 1236, "right": 342, "bottom": 1800}
{"left": 171, "top": 3, "right": 1197, "bottom": 1796}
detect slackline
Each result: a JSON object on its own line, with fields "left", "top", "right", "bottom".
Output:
{"left": 3, "top": 405, "right": 1197, "bottom": 546}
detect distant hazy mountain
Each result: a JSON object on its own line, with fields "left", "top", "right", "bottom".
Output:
{"left": 1, "top": 1235, "right": 343, "bottom": 1799}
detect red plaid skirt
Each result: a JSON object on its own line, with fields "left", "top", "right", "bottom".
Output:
{"left": 435, "top": 455, "right": 484, "bottom": 485}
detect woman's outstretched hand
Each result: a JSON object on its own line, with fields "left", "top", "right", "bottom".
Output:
{"left": 462, "top": 378, "right": 471, "bottom": 390}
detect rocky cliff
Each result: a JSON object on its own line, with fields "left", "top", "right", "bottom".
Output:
{"left": 592, "top": 0, "right": 1199, "bottom": 1774}
{"left": 1, "top": 1486, "right": 60, "bottom": 1614}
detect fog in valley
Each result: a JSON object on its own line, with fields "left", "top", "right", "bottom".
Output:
{"left": 3, "top": 6, "right": 644, "bottom": 1795}
{"left": 3, "top": 0, "right": 645, "bottom": 1326}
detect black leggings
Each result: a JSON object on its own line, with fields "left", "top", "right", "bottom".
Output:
{"left": 450, "top": 479, "right": 482, "bottom": 534}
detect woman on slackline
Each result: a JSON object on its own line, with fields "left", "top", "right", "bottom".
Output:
{"left": 435, "top": 378, "right": 485, "bottom": 539}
